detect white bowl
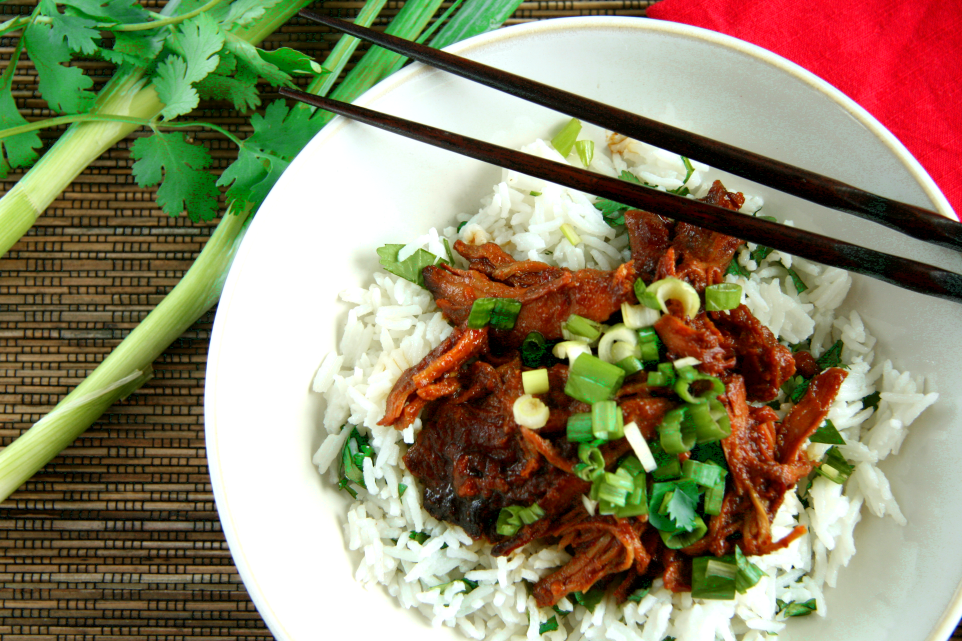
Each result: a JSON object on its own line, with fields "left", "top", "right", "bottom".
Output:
{"left": 205, "top": 16, "right": 962, "bottom": 641}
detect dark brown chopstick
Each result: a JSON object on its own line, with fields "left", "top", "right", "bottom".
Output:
{"left": 299, "top": 10, "right": 962, "bottom": 253}
{"left": 279, "top": 87, "right": 962, "bottom": 305}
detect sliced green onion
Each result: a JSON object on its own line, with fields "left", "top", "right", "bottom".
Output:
{"left": 552, "top": 340, "right": 592, "bottom": 365}
{"left": 560, "top": 223, "right": 582, "bottom": 246}
{"left": 616, "top": 356, "right": 644, "bottom": 375}
{"left": 686, "top": 397, "right": 732, "bottom": 443}
{"left": 467, "top": 297, "right": 522, "bottom": 329}
{"left": 574, "top": 443, "right": 606, "bottom": 482}
{"left": 815, "top": 447, "right": 854, "bottom": 484}
{"left": 513, "top": 394, "right": 550, "bottom": 429}
{"left": 496, "top": 502, "right": 545, "bottom": 536}
{"left": 598, "top": 324, "right": 639, "bottom": 364}
{"left": 566, "top": 413, "right": 594, "bottom": 443}
{"left": 621, "top": 301, "right": 661, "bottom": 329}
{"left": 633, "top": 278, "right": 647, "bottom": 303}
{"left": 705, "top": 283, "right": 742, "bottom": 311}
{"left": 646, "top": 362, "right": 676, "bottom": 387}
{"left": 551, "top": 118, "right": 582, "bottom": 157}
{"left": 522, "top": 369, "right": 550, "bottom": 395}
{"left": 644, "top": 277, "right": 700, "bottom": 318}
{"left": 594, "top": 468, "right": 633, "bottom": 507}
{"left": 691, "top": 555, "right": 736, "bottom": 600}
{"left": 563, "top": 314, "right": 602, "bottom": 342}
{"left": 657, "top": 406, "right": 695, "bottom": 454}
{"left": 619, "top": 455, "right": 644, "bottom": 477}
{"left": 703, "top": 474, "right": 726, "bottom": 516}
{"left": 623, "top": 421, "right": 658, "bottom": 472}
{"left": 565, "top": 353, "right": 625, "bottom": 404}
{"left": 673, "top": 365, "right": 726, "bottom": 404}
{"left": 810, "top": 419, "right": 845, "bottom": 445}
{"left": 575, "top": 139, "right": 594, "bottom": 167}
{"left": 530, "top": 191, "right": 542, "bottom": 197}
{"left": 591, "top": 400, "right": 625, "bottom": 440}
{"left": 521, "top": 331, "right": 548, "bottom": 368}
{"left": 682, "top": 459, "right": 725, "bottom": 488}
{"left": 659, "top": 516, "right": 707, "bottom": 549}
{"left": 734, "top": 547, "right": 765, "bottom": 594}
{"left": 653, "top": 458, "right": 681, "bottom": 480}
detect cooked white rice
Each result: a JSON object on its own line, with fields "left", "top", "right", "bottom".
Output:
{"left": 311, "top": 131, "right": 938, "bottom": 641}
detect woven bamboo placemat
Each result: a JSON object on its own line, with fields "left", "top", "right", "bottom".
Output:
{"left": 0, "top": 1, "right": 959, "bottom": 639}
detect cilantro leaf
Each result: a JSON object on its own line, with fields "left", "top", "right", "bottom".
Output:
{"left": 724, "top": 256, "right": 750, "bottom": 278}
{"left": 197, "top": 67, "right": 260, "bottom": 112}
{"left": 786, "top": 266, "right": 808, "bottom": 293}
{"left": 594, "top": 171, "right": 643, "bottom": 227}
{"left": 862, "top": 390, "right": 881, "bottom": 411}
{"left": 40, "top": 0, "right": 100, "bottom": 55}
{"left": 221, "top": 0, "right": 285, "bottom": 28}
{"left": 572, "top": 588, "right": 605, "bottom": 613}
{"left": 217, "top": 100, "right": 315, "bottom": 209}
{"left": 816, "top": 339, "right": 844, "bottom": 369}
{"left": 23, "top": 16, "right": 96, "bottom": 114}
{"left": 129, "top": 132, "right": 219, "bottom": 222}
{"left": 809, "top": 419, "right": 845, "bottom": 445}
{"left": 61, "top": 0, "right": 151, "bottom": 25}
{"left": 664, "top": 481, "right": 699, "bottom": 531}
{"left": 100, "top": 31, "right": 164, "bottom": 67}
{"left": 257, "top": 47, "right": 326, "bottom": 78}
{"left": 539, "top": 616, "right": 559, "bottom": 634}
{"left": 0, "top": 40, "right": 42, "bottom": 178}
{"left": 376, "top": 244, "right": 447, "bottom": 287}
{"left": 154, "top": 14, "right": 225, "bottom": 120}
{"left": 777, "top": 598, "right": 817, "bottom": 617}
{"left": 226, "top": 33, "right": 292, "bottom": 88}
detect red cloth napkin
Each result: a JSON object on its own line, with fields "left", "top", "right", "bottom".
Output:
{"left": 647, "top": 0, "right": 962, "bottom": 220}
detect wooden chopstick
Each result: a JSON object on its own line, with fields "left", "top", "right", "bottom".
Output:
{"left": 278, "top": 87, "right": 962, "bottom": 305}
{"left": 299, "top": 10, "right": 962, "bottom": 253}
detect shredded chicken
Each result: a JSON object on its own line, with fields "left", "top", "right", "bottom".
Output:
{"left": 379, "top": 181, "right": 846, "bottom": 606}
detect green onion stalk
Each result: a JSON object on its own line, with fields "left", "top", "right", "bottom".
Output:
{"left": 0, "top": 0, "right": 524, "bottom": 502}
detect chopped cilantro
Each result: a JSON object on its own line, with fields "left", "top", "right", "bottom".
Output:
{"left": 593, "top": 170, "right": 643, "bottom": 227}
{"left": 572, "top": 587, "right": 606, "bottom": 612}
{"left": 816, "top": 340, "right": 844, "bottom": 369}
{"left": 809, "top": 419, "right": 845, "bottom": 445}
{"left": 376, "top": 244, "right": 448, "bottom": 287}
{"left": 786, "top": 267, "right": 808, "bottom": 293}
{"left": 777, "top": 598, "right": 817, "bottom": 617}
{"left": 539, "top": 616, "right": 559, "bottom": 634}
{"left": 862, "top": 390, "right": 882, "bottom": 410}
{"left": 398, "top": 483, "right": 408, "bottom": 497}
{"left": 724, "top": 257, "right": 750, "bottom": 278}
{"left": 409, "top": 531, "right": 430, "bottom": 545}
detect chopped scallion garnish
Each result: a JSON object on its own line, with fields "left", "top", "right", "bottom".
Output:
{"left": 575, "top": 139, "right": 595, "bottom": 167}
{"left": 551, "top": 118, "right": 582, "bottom": 157}
{"left": 522, "top": 369, "right": 550, "bottom": 395}
{"left": 705, "top": 283, "right": 742, "bottom": 311}
{"left": 496, "top": 502, "right": 545, "bottom": 536}
{"left": 560, "top": 222, "right": 582, "bottom": 246}
{"left": 563, "top": 314, "right": 602, "bottom": 342}
{"left": 657, "top": 407, "right": 694, "bottom": 454}
{"left": 815, "top": 446, "right": 854, "bottom": 484}
{"left": 513, "top": 394, "right": 550, "bottom": 429}
{"left": 521, "top": 331, "right": 550, "bottom": 368}
{"left": 467, "top": 297, "right": 522, "bottom": 329}
{"left": 591, "top": 400, "right": 625, "bottom": 440}
{"left": 565, "top": 353, "right": 626, "bottom": 404}
{"left": 567, "top": 413, "right": 594, "bottom": 443}
{"left": 642, "top": 277, "right": 700, "bottom": 318}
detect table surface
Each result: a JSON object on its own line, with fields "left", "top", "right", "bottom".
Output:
{"left": 1, "top": 1, "right": 959, "bottom": 639}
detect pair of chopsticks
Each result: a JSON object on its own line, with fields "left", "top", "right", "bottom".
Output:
{"left": 282, "top": 11, "right": 962, "bottom": 305}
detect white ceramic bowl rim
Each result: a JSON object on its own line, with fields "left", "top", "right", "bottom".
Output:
{"left": 205, "top": 15, "right": 960, "bottom": 641}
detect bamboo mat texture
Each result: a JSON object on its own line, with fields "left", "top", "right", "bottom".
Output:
{"left": 0, "top": 1, "right": 959, "bottom": 640}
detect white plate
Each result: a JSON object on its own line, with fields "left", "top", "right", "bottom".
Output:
{"left": 205, "top": 16, "right": 962, "bottom": 641}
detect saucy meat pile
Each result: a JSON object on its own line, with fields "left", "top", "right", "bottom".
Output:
{"left": 379, "top": 181, "right": 845, "bottom": 607}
